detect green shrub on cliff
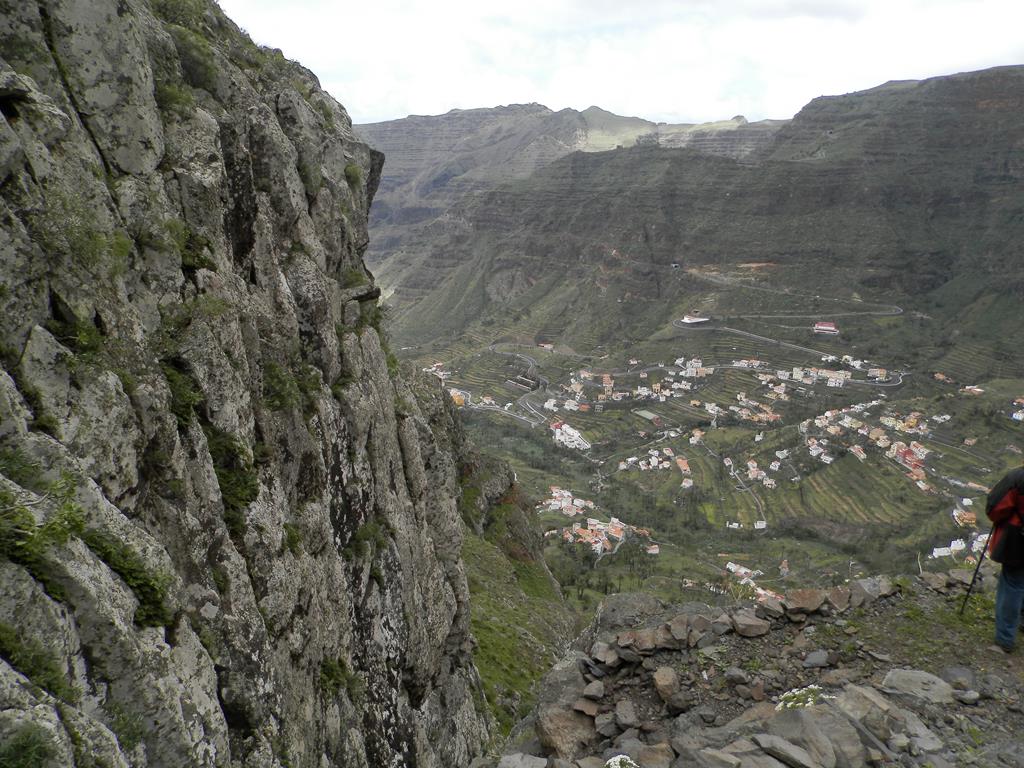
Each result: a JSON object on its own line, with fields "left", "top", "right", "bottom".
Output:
{"left": 319, "top": 657, "right": 364, "bottom": 703}
{"left": 80, "top": 529, "right": 173, "bottom": 628}
{"left": 0, "top": 722, "right": 57, "bottom": 767}
{"left": 154, "top": 81, "right": 196, "bottom": 117}
{"left": 44, "top": 313, "right": 103, "bottom": 358}
{"left": 161, "top": 361, "right": 204, "bottom": 428}
{"left": 167, "top": 24, "right": 217, "bottom": 92}
{"left": 342, "top": 520, "right": 389, "bottom": 561}
{"left": 0, "top": 621, "right": 80, "bottom": 703}
{"left": 152, "top": 0, "right": 207, "bottom": 29}
{"left": 263, "top": 360, "right": 321, "bottom": 416}
{"left": 0, "top": 474, "right": 85, "bottom": 602}
{"left": 28, "top": 189, "right": 134, "bottom": 279}
{"left": 164, "top": 219, "right": 215, "bottom": 271}
{"left": 344, "top": 163, "right": 362, "bottom": 188}
{"left": 282, "top": 522, "right": 302, "bottom": 555}
{"left": 263, "top": 362, "right": 301, "bottom": 411}
{"left": 341, "top": 267, "right": 368, "bottom": 289}
{"left": 203, "top": 425, "right": 259, "bottom": 540}
{"left": 0, "top": 448, "right": 45, "bottom": 492}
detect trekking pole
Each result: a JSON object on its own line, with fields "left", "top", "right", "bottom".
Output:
{"left": 959, "top": 525, "right": 994, "bottom": 616}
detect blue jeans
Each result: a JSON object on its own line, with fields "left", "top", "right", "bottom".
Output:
{"left": 995, "top": 566, "right": 1024, "bottom": 648}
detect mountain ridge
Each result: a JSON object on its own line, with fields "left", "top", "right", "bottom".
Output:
{"left": 385, "top": 64, "right": 1024, "bottom": 359}
{"left": 356, "top": 103, "right": 785, "bottom": 305}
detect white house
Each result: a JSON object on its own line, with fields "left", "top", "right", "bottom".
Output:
{"left": 552, "top": 423, "right": 591, "bottom": 451}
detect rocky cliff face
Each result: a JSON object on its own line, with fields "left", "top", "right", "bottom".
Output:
{"left": 0, "top": 1, "right": 488, "bottom": 766}
{"left": 356, "top": 105, "right": 782, "bottom": 311}
{"left": 388, "top": 66, "right": 1024, "bottom": 354}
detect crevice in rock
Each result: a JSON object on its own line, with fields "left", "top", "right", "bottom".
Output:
{"left": 0, "top": 93, "right": 26, "bottom": 122}
{"left": 214, "top": 665, "right": 255, "bottom": 744}
{"left": 218, "top": 120, "right": 256, "bottom": 264}
{"left": 35, "top": 1, "right": 114, "bottom": 179}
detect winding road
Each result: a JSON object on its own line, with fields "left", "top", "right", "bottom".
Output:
{"left": 670, "top": 320, "right": 907, "bottom": 388}
{"left": 688, "top": 270, "right": 904, "bottom": 319}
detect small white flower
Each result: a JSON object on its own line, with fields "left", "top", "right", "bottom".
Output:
{"left": 775, "top": 684, "right": 835, "bottom": 711}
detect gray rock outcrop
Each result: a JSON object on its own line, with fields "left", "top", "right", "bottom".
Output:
{"left": 0, "top": 0, "right": 488, "bottom": 765}
{"left": 523, "top": 580, "right": 1024, "bottom": 767}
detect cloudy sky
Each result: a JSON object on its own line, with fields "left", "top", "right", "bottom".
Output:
{"left": 218, "top": 0, "right": 1024, "bottom": 125}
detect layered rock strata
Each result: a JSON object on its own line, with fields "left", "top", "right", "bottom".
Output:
{"left": 0, "top": 0, "right": 487, "bottom": 765}
{"left": 387, "top": 66, "right": 1024, "bottom": 351}
{"left": 356, "top": 105, "right": 782, "bottom": 310}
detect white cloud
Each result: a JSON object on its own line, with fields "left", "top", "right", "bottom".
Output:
{"left": 217, "top": 0, "right": 1024, "bottom": 124}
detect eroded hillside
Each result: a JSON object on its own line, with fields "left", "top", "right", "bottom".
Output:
{"left": 389, "top": 66, "right": 1024, "bottom": 363}
{"left": 357, "top": 105, "right": 782, "bottom": 311}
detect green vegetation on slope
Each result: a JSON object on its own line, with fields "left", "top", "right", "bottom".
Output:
{"left": 462, "top": 526, "right": 567, "bottom": 737}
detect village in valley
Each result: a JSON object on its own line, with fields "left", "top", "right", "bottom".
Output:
{"left": 537, "top": 486, "right": 661, "bottom": 557}
{"left": 415, "top": 302, "right": 1024, "bottom": 602}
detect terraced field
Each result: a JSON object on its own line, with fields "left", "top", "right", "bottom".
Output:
{"left": 689, "top": 369, "right": 763, "bottom": 406}
{"left": 560, "top": 407, "right": 640, "bottom": 449}
{"left": 665, "top": 327, "right": 872, "bottom": 375}
{"left": 799, "top": 454, "right": 921, "bottom": 523}
{"left": 936, "top": 343, "right": 1024, "bottom": 383}
{"left": 923, "top": 438, "right": 1001, "bottom": 486}
{"left": 648, "top": 398, "right": 711, "bottom": 425}
{"left": 447, "top": 351, "right": 532, "bottom": 397}
{"left": 408, "top": 255, "right": 1024, "bottom": 596}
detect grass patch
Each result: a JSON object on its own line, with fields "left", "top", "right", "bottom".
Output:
{"left": 833, "top": 587, "right": 998, "bottom": 669}
{"left": 319, "top": 657, "right": 365, "bottom": 703}
{"left": 80, "top": 529, "right": 173, "bottom": 627}
{"left": 282, "top": 522, "right": 302, "bottom": 556}
{"left": 297, "top": 156, "right": 323, "bottom": 196}
{"left": 458, "top": 483, "right": 483, "bottom": 529}
{"left": 384, "top": 345, "right": 400, "bottom": 379}
{"left": 105, "top": 702, "right": 146, "bottom": 752}
{"left": 0, "top": 621, "right": 79, "bottom": 702}
{"left": 0, "top": 722, "right": 57, "bottom": 767}
{"left": 203, "top": 425, "right": 259, "bottom": 541}
{"left": 356, "top": 303, "right": 400, "bottom": 380}
{"left": 167, "top": 24, "right": 217, "bottom": 91}
{"left": 462, "top": 529, "right": 568, "bottom": 738}
{"left": 330, "top": 369, "right": 356, "bottom": 400}
{"left": 314, "top": 100, "right": 336, "bottom": 130}
{"left": 341, "top": 267, "right": 368, "bottom": 289}
{"left": 344, "top": 163, "right": 362, "bottom": 189}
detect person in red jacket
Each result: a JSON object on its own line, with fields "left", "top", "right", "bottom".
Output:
{"left": 986, "top": 466, "right": 1024, "bottom": 652}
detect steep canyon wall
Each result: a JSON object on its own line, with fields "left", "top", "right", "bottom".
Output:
{"left": 0, "top": 1, "right": 488, "bottom": 765}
